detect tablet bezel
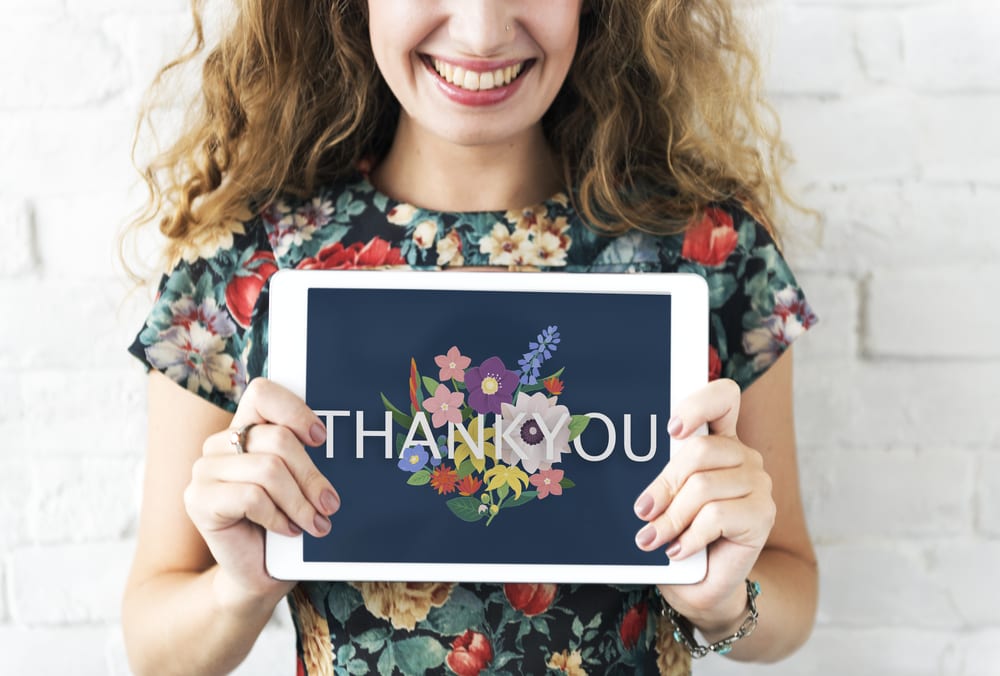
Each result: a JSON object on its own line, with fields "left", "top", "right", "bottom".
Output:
{"left": 267, "top": 269, "right": 708, "bottom": 584}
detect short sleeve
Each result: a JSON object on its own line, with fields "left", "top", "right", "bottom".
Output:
{"left": 128, "top": 225, "right": 277, "bottom": 412}
{"left": 675, "top": 203, "right": 818, "bottom": 390}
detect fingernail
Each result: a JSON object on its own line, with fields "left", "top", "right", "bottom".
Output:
{"left": 634, "top": 494, "right": 654, "bottom": 519}
{"left": 288, "top": 522, "right": 302, "bottom": 536}
{"left": 667, "top": 416, "right": 683, "bottom": 437}
{"left": 313, "top": 514, "right": 331, "bottom": 535}
{"left": 310, "top": 422, "right": 327, "bottom": 446}
{"left": 636, "top": 524, "right": 656, "bottom": 548}
{"left": 320, "top": 489, "right": 340, "bottom": 515}
{"left": 666, "top": 541, "right": 682, "bottom": 558}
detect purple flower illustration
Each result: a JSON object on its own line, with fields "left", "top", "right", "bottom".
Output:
{"left": 398, "top": 446, "right": 429, "bottom": 473}
{"left": 465, "top": 356, "right": 519, "bottom": 415}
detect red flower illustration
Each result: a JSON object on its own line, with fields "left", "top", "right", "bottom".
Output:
{"left": 225, "top": 251, "right": 278, "bottom": 328}
{"left": 681, "top": 207, "right": 739, "bottom": 267}
{"left": 297, "top": 237, "right": 404, "bottom": 270}
{"left": 446, "top": 629, "right": 493, "bottom": 676}
{"left": 456, "top": 475, "right": 482, "bottom": 496}
{"left": 543, "top": 375, "right": 564, "bottom": 395}
{"left": 708, "top": 344, "right": 722, "bottom": 381}
{"left": 430, "top": 466, "right": 459, "bottom": 495}
{"left": 619, "top": 601, "right": 648, "bottom": 650}
{"left": 504, "top": 583, "right": 557, "bottom": 616}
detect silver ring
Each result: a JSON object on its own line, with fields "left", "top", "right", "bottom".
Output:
{"left": 505, "top": 23, "right": 511, "bottom": 32}
{"left": 229, "top": 423, "right": 257, "bottom": 454}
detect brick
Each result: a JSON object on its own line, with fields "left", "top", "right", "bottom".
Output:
{"left": 956, "top": 630, "right": 1000, "bottom": 676}
{"left": 775, "top": 94, "right": 919, "bottom": 183}
{"left": 854, "top": 11, "right": 904, "bottom": 83}
{"left": 978, "top": 454, "right": 1000, "bottom": 536}
{"left": 800, "top": 449, "right": 974, "bottom": 542}
{"left": 795, "top": 359, "right": 1000, "bottom": 450}
{"left": 865, "top": 266, "right": 1000, "bottom": 358}
{"left": 925, "top": 542, "right": 1000, "bottom": 628}
{"left": 764, "top": 6, "right": 856, "bottom": 96}
{"left": 696, "top": 627, "right": 949, "bottom": 676}
{"left": 786, "top": 183, "right": 1000, "bottom": 274}
{"left": 918, "top": 96, "right": 1000, "bottom": 184}
{"left": 903, "top": 2, "right": 1000, "bottom": 92}
{"left": 0, "top": 369, "right": 147, "bottom": 455}
{"left": 0, "top": 279, "right": 139, "bottom": 370}
{"left": 792, "top": 273, "right": 858, "bottom": 359}
{"left": 0, "top": 563, "right": 6, "bottom": 622}
{"left": 0, "top": 198, "right": 37, "bottom": 276}
{"left": 0, "top": 460, "right": 32, "bottom": 550}
{"left": 27, "top": 457, "right": 138, "bottom": 544}
{"left": 0, "top": 16, "right": 127, "bottom": 109}
{"left": 9, "top": 542, "right": 133, "bottom": 625}
{"left": 0, "top": 626, "right": 110, "bottom": 675}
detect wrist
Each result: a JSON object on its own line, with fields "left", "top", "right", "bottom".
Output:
{"left": 658, "top": 579, "right": 761, "bottom": 659}
{"left": 211, "top": 566, "right": 290, "bottom": 615}
{"left": 690, "top": 585, "right": 753, "bottom": 640}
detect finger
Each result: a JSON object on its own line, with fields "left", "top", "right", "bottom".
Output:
{"left": 231, "top": 378, "right": 327, "bottom": 448}
{"left": 666, "top": 494, "right": 776, "bottom": 561}
{"left": 667, "top": 378, "right": 742, "bottom": 439}
{"left": 203, "top": 423, "right": 342, "bottom": 518}
{"left": 634, "top": 465, "right": 764, "bottom": 552}
{"left": 633, "top": 435, "right": 748, "bottom": 522}
{"left": 184, "top": 479, "right": 303, "bottom": 538}
{"left": 193, "top": 451, "right": 333, "bottom": 538}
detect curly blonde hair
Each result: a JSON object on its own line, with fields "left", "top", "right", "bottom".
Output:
{"left": 129, "top": 0, "right": 792, "bottom": 269}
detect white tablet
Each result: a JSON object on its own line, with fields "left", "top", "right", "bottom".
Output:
{"left": 267, "top": 269, "right": 708, "bottom": 584}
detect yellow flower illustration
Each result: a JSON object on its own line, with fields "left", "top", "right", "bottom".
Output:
{"left": 453, "top": 417, "right": 496, "bottom": 474}
{"left": 350, "top": 581, "right": 454, "bottom": 630}
{"left": 483, "top": 462, "right": 530, "bottom": 499}
{"left": 291, "top": 585, "right": 335, "bottom": 676}
{"left": 547, "top": 649, "right": 587, "bottom": 675}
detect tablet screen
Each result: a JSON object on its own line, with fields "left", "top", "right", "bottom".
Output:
{"left": 302, "top": 286, "right": 672, "bottom": 568}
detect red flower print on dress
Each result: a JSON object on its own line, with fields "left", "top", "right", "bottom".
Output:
{"left": 504, "top": 583, "right": 557, "bottom": 616}
{"left": 225, "top": 251, "right": 278, "bottom": 328}
{"left": 708, "top": 344, "right": 722, "bottom": 381}
{"left": 296, "top": 237, "right": 404, "bottom": 270}
{"left": 446, "top": 629, "right": 493, "bottom": 676}
{"left": 681, "top": 207, "right": 739, "bottom": 267}
{"left": 619, "top": 601, "right": 648, "bottom": 650}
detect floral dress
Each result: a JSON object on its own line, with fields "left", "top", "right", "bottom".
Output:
{"left": 129, "top": 173, "right": 816, "bottom": 676}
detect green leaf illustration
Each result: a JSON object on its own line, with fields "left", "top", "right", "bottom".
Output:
{"left": 568, "top": 415, "right": 591, "bottom": 441}
{"left": 407, "top": 470, "right": 432, "bottom": 486}
{"left": 381, "top": 393, "right": 413, "bottom": 429}
{"left": 447, "top": 497, "right": 486, "bottom": 522}
{"left": 422, "top": 375, "right": 441, "bottom": 397}
{"left": 393, "top": 636, "right": 448, "bottom": 675}
{"left": 503, "top": 490, "right": 537, "bottom": 508}
{"left": 456, "top": 460, "right": 476, "bottom": 479}
{"left": 559, "top": 478, "right": 576, "bottom": 489}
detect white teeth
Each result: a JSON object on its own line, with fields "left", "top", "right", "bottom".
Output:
{"left": 431, "top": 58, "right": 526, "bottom": 91}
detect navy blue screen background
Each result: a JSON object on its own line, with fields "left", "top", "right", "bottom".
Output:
{"left": 303, "top": 288, "right": 672, "bottom": 566}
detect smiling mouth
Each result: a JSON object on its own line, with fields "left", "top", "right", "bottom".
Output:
{"left": 425, "top": 57, "right": 531, "bottom": 92}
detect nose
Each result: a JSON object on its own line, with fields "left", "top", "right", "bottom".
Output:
{"left": 447, "top": 0, "right": 516, "bottom": 56}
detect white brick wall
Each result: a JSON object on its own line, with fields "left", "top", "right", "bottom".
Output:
{"left": 0, "top": 0, "right": 996, "bottom": 674}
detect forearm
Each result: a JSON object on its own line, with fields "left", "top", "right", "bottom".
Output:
{"left": 122, "top": 566, "right": 286, "bottom": 676}
{"left": 695, "top": 546, "right": 818, "bottom": 663}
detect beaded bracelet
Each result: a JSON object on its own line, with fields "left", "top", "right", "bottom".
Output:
{"left": 657, "top": 579, "right": 761, "bottom": 658}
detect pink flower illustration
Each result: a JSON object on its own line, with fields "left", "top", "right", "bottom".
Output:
{"left": 529, "top": 468, "right": 564, "bottom": 499}
{"left": 423, "top": 384, "right": 465, "bottom": 427}
{"left": 435, "top": 346, "right": 471, "bottom": 382}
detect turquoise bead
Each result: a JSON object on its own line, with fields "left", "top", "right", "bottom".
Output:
{"left": 673, "top": 630, "right": 683, "bottom": 643}
{"left": 717, "top": 644, "right": 733, "bottom": 655}
{"left": 751, "top": 581, "right": 761, "bottom": 597}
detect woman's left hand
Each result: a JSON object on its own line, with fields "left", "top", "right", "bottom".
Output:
{"left": 633, "top": 378, "right": 776, "bottom": 635}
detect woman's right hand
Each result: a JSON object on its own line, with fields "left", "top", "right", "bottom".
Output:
{"left": 182, "top": 378, "right": 340, "bottom": 605}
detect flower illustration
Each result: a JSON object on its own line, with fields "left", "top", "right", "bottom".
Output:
{"left": 478, "top": 223, "right": 533, "bottom": 266}
{"left": 529, "top": 468, "right": 564, "bottom": 499}
{"left": 681, "top": 206, "right": 739, "bottom": 267}
{"left": 452, "top": 416, "right": 496, "bottom": 474}
{"left": 482, "top": 463, "right": 530, "bottom": 499}
{"left": 497, "top": 392, "right": 572, "bottom": 474}
{"left": 435, "top": 346, "right": 471, "bottom": 382}
{"left": 456, "top": 475, "right": 482, "bottom": 496}
{"left": 620, "top": 601, "right": 649, "bottom": 650}
{"left": 708, "top": 344, "right": 722, "bottom": 381}
{"left": 543, "top": 375, "right": 564, "bottom": 395}
{"left": 225, "top": 251, "right": 278, "bottom": 328}
{"left": 423, "top": 384, "right": 465, "bottom": 427}
{"left": 397, "top": 446, "right": 429, "bottom": 473}
{"left": 743, "top": 286, "right": 817, "bottom": 370}
{"left": 534, "top": 230, "right": 569, "bottom": 266}
{"left": 386, "top": 203, "right": 417, "bottom": 225}
{"left": 547, "top": 649, "right": 587, "bottom": 675}
{"left": 147, "top": 320, "right": 238, "bottom": 396}
{"left": 350, "top": 581, "right": 454, "bottom": 631}
{"left": 297, "top": 237, "right": 404, "bottom": 270}
{"left": 465, "top": 356, "right": 519, "bottom": 415}
{"left": 293, "top": 196, "right": 334, "bottom": 229}
{"left": 436, "top": 229, "right": 464, "bottom": 267}
{"left": 504, "top": 583, "right": 557, "bottom": 616}
{"left": 446, "top": 629, "right": 493, "bottom": 676}
{"left": 430, "top": 465, "right": 459, "bottom": 494}
{"left": 412, "top": 219, "right": 438, "bottom": 249}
